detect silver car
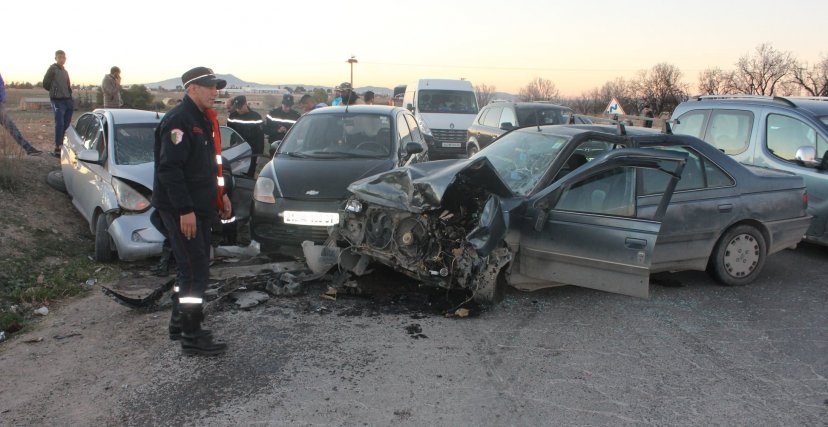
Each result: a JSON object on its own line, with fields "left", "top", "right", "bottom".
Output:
{"left": 61, "top": 108, "right": 252, "bottom": 261}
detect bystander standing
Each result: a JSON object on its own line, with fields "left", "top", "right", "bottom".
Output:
{"left": 102, "top": 66, "right": 123, "bottom": 108}
{"left": 42, "top": 50, "right": 73, "bottom": 157}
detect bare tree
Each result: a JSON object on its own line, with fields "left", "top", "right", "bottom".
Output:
{"left": 791, "top": 55, "right": 828, "bottom": 96}
{"left": 728, "top": 43, "right": 796, "bottom": 95}
{"left": 632, "top": 63, "right": 688, "bottom": 114}
{"left": 474, "top": 83, "right": 497, "bottom": 107}
{"left": 519, "top": 77, "right": 560, "bottom": 102}
{"left": 599, "top": 78, "right": 636, "bottom": 113}
{"left": 697, "top": 67, "right": 735, "bottom": 95}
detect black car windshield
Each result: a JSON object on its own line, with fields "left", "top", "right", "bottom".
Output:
{"left": 278, "top": 113, "right": 392, "bottom": 158}
{"left": 418, "top": 90, "right": 478, "bottom": 114}
{"left": 475, "top": 129, "right": 568, "bottom": 196}
{"left": 113, "top": 124, "right": 157, "bottom": 165}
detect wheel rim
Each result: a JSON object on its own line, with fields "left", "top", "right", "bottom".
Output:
{"left": 722, "top": 233, "right": 760, "bottom": 278}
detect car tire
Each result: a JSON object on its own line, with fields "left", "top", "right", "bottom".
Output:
{"left": 467, "top": 143, "right": 479, "bottom": 158}
{"left": 472, "top": 247, "right": 511, "bottom": 304}
{"left": 707, "top": 224, "right": 766, "bottom": 286}
{"left": 46, "top": 170, "right": 68, "bottom": 194}
{"left": 94, "top": 214, "right": 116, "bottom": 262}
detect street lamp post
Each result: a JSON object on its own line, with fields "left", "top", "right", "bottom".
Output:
{"left": 347, "top": 56, "right": 358, "bottom": 88}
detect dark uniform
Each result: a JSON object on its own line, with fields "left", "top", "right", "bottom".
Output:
{"left": 152, "top": 80, "right": 226, "bottom": 355}
{"left": 265, "top": 103, "right": 300, "bottom": 143}
{"left": 227, "top": 108, "right": 264, "bottom": 176}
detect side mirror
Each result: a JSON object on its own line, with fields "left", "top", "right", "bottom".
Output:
{"left": 404, "top": 141, "right": 424, "bottom": 155}
{"left": 269, "top": 140, "right": 282, "bottom": 155}
{"left": 500, "top": 122, "right": 515, "bottom": 131}
{"left": 406, "top": 103, "right": 414, "bottom": 113}
{"left": 423, "top": 132, "right": 435, "bottom": 146}
{"left": 795, "top": 146, "right": 819, "bottom": 167}
{"left": 77, "top": 149, "right": 102, "bottom": 164}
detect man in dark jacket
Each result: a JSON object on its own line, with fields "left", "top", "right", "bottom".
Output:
{"left": 265, "top": 93, "right": 300, "bottom": 144}
{"left": 152, "top": 66, "right": 231, "bottom": 356}
{"left": 226, "top": 95, "right": 264, "bottom": 176}
{"left": 1, "top": 72, "right": 41, "bottom": 155}
{"left": 42, "top": 50, "right": 73, "bottom": 157}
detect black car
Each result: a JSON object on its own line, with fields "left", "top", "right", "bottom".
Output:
{"left": 251, "top": 105, "right": 429, "bottom": 253}
{"left": 333, "top": 124, "right": 810, "bottom": 303}
{"left": 466, "top": 101, "right": 591, "bottom": 156}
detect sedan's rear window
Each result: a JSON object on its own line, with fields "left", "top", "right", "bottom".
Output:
{"left": 516, "top": 107, "right": 572, "bottom": 127}
{"left": 113, "top": 124, "right": 157, "bottom": 165}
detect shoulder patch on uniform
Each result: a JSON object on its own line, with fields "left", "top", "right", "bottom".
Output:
{"left": 170, "top": 129, "right": 184, "bottom": 145}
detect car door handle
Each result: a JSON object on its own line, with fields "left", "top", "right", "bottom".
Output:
{"left": 625, "top": 238, "right": 647, "bottom": 250}
{"left": 718, "top": 204, "right": 733, "bottom": 213}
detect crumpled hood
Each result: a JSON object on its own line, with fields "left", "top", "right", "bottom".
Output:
{"left": 347, "top": 156, "right": 514, "bottom": 212}
{"left": 272, "top": 157, "right": 395, "bottom": 199}
{"left": 113, "top": 162, "right": 154, "bottom": 190}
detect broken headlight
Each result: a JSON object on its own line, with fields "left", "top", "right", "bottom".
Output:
{"left": 113, "top": 178, "right": 150, "bottom": 212}
{"left": 344, "top": 199, "right": 362, "bottom": 213}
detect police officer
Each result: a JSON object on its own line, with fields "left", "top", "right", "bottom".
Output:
{"left": 265, "top": 94, "right": 300, "bottom": 143}
{"left": 152, "top": 66, "right": 231, "bottom": 356}
{"left": 226, "top": 95, "right": 264, "bottom": 176}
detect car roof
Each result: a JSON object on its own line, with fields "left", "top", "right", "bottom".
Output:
{"left": 678, "top": 96, "right": 828, "bottom": 117}
{"left": 94, "top": 108, "right": 163, "bottom": 124}
{"left": 486, "top": 101, "right": 572, "bottom": 110}
{"left": 305, "top": 105, "right": 407, "bottom": 116}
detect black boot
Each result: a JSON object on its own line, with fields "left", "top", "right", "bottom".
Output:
{"left": 180, "top": 307, "right": 226, "bottom": 356}
{"left": 151, "top": 245, "right": 173, "bottom": 277}
{"left": 169, "top": 293, "right": 183, "bottom": 340}
{"left": 169, "top": 294, "right": 211, "bottom": 341}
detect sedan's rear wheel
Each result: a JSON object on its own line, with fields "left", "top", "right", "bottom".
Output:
{"left": 707, "top": 224, "right": 766, "bottom": 286}
{"left": 94, "top": 214, "right": 116, "bottom": 262}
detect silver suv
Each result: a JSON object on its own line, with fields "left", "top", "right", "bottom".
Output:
{"left": 671, "top": 95, "right": 828, "bottom": 245}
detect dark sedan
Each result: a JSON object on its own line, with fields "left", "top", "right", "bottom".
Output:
{"left": 334, "top": 124, "right": 811, "bottom": 303}
{"left": 251, "top": 105, "right": 429, "bottom": 253}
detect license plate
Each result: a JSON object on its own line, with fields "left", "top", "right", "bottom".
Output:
{"left": 283, "top": 211, "right": 339, "bottom": 226}
{"left": 442, "top": 142, "right": 461, "bottom": 148}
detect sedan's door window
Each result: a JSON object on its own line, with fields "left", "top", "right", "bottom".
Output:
{"left": 404, "top": 114, "right": 424, "bottom": 144}
{"left": 555, "top": 166, "right": 636, "bottom": 217}
{"left": 766, "top": 114, "right": 821, "bottom": 163}
{"left": 705, "top": 110, "right": 753, "bottom": 154}
{"left": 639, "top": 146, "right": 734, "bottom": 195}
{"left": 82, "top": 116, "right": 103, "bottom": 151}
{"left": 397, "top": 112, "right": 414, "bottom": 145}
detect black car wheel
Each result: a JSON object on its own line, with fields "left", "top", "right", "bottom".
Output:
{"left": 94, "top": 213, "right": 116, "bottom": 262}
{"left": 472, "top": 247, "right": 511, "bottom": 304}
{"left": 707, "top": 224, "right": 766, "bottom": 286}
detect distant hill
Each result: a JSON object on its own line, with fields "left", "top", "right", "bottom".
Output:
{"left": 143, "top": 75, "right": 393, "bottom": 96}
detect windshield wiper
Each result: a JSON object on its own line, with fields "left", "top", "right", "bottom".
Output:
{"left": 304, "top": 150, "right": 382, "bottom": 159}
{"left": 281, "top": 151, "right": 310, "bottom": 158}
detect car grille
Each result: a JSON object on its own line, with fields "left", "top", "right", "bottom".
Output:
{"left": 431, "top": 129, "right": 468, "bottom": 143}
{"left": 253, "top": 222, "right": 330, "bottom": 246}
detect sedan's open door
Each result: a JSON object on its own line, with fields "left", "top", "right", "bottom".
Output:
{"left": 519, "top": 149, "right": 686, "bottom": 298}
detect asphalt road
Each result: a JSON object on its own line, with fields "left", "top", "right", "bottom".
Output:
{"left": 114, "top": 244, "right": 827, "bottom": 426}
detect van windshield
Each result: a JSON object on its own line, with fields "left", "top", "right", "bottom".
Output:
{"left": 418, "top": 90, "right": 478, "bottom": 114}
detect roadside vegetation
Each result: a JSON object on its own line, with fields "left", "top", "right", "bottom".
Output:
{"left": 0, "top": 115, "right": 113, "bottom": 336}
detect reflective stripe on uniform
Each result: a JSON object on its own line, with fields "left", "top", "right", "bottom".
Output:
{"left": 179, "top": 297, "right": 203, "bottom": 304}
{"left": 266, "top": 115, "right": 297, "bottom": 124}
{"left": 216, "top": 154, "right": 222, "bottom": 164}
{"left": 217, "top": 176, "right": 225, "bottom": 187}
{"left": 173, "top": 286, "right": 180, "bottom": 293}
{"left": 227, "top": 118, "right": 263, "bottom": 124}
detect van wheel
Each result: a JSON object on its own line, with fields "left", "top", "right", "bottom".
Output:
{"left": 94, "top": 214, "right": 116, "bottom": 262}
{"left": 707, "top": 225, "right": 766, "bottom": 286}
{"left": 467, "top": 143, "right": 479, "bottom": 158}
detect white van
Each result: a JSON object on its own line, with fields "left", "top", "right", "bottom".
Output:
{"left": 403, "top": 79, "right": 479, "bottom": 158}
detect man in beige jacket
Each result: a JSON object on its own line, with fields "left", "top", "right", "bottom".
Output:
{"left": 102, "top": 66, "right": 122, "bottom": 108}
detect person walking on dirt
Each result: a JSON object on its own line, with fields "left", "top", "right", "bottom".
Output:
{"left": 0, "top": 72, "right": 41, "bottom": 155}
{"left": 152, "top": 66, "right": 232, "bottom": 356}
{"left": 42, "top": 50, "right": 73, "bottom": 158}
{"left": 101, "top": 66, "right": 122, "bottom": 108}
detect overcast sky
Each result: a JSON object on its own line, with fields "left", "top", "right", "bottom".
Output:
{"left": 3, "top": 0, "right": 826, "bottom": 96}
